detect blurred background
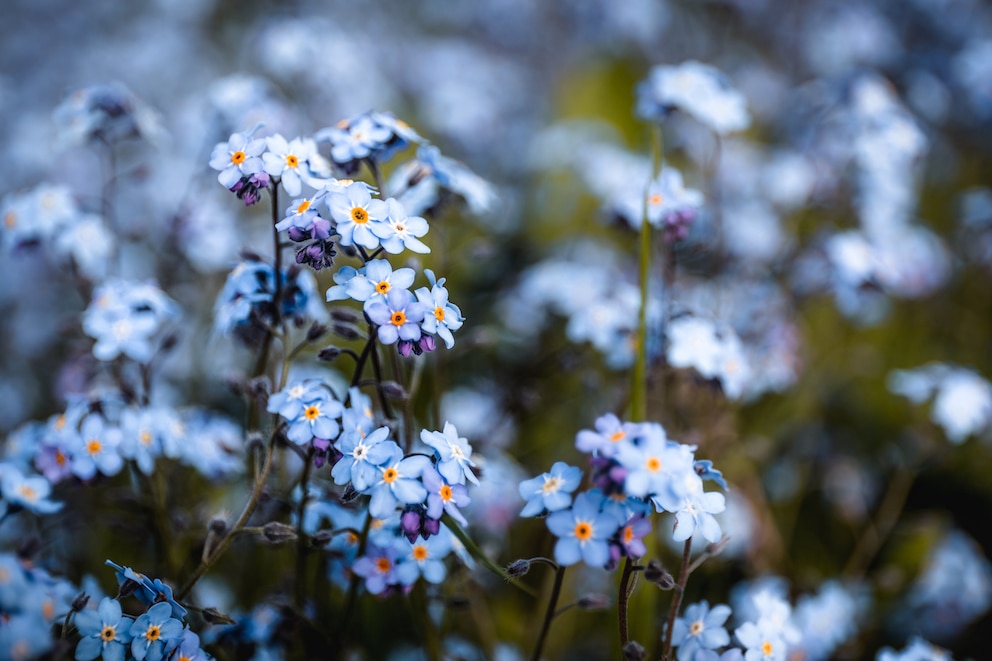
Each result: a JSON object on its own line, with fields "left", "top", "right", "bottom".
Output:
{"left": 2, "top": 0, "right": 992, "bottom": 658}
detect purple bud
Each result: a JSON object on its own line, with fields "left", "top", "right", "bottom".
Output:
{"left": 400, "top": 510, "right": 421, "bottom": 543}
{"left": 398, "top": 341, "right": 413, "bottom": 357}
{"left": 288, "top": 226, "right": 308, "bottom": 242}
{"left": 421, "top": 516, "right": 440, "bottom": 539}
{"left": 311, "top": 218, "right": 333, "bottom": 240}
{"left": 417, "top": 335, "right": 436, "bottom": 354}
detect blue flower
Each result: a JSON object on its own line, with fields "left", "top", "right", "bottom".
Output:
{"left": 545, "top": 491, "right": 620, "bottom": 568}
{"left": 518, "top": 462, "right": 582, "bottom": 517}
{"left": 414, "top": 271, "right": 464, "bottom": 350}
{"left": 422, "top": 465, "right": 470, "bottom": 526}
{"left": 209, "top": 129, "right": 267, "bottom": 189}
{"left": 74, "top": 597, "right": 134, "bottom": 661}
{"left": 734, "top": 619, "right": 787, "bottom": 661}
{"left": 332, "top": 426, "right": 399, "bottom": 492}
{"left": 367, "top": 449, "right": 430, "bottom": 519}
{"left": 371, "top": 198, "right": 431, "bottom": 255}
{"left": 70, "top": 414, "right": 123, "bottom": 480}
{"left": 275, "top": 191, "right": 326, "bottom": 233}
{"left": 82, "top": 280, "right": 179, "bottom": 364}
{"left": 262, "top": 135, "right": 317, "bottom": 197}
{"left": 653, "top": 473, "right": 726, "bottom": 543}
{"left": 268, "top": 380, "right": 343, "bottom": 446}
{"left": 420, "top": 422, "right": 478, "bottom": 486}
{"left": 395, "top": 530, "right": 453, "bottom": 586}
{"left": 352, "top": 539, "right": 406, "bottom": 595}
{"left": 613, "top": 427, "right": 692, "bottom": 500}
{"left": 129, "top": 602, "right": 182, "bottom": 661}
{"left": 346, "top": 259, "right": 416, "bottom": 305}
{"left": 672, "top": 600, "right": 732, "bottom": 661}
{"left": 575, "top": 413, "right": 644, "bottom": 458}
{"left": 0, "top": 463, "right": 62, "bottom": 515}
{"left": 365, "top": 289, "right": 428, "bottom": 345}
{"left": 328, "top": 182, "right": 388, "bottom": 251}
{"left": 695, "top": 460, "right": 728, "bottom": 491}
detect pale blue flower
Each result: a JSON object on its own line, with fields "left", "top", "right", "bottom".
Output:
{"left": 518, "top": 461, "right": 582, "bottom": 517}
{"left": 420, "top": 422, "right": 477, "bottom": 486}
{"left": 672, "top": 601, "right": 732, "bottom": 661}
{"left": 545, "top": 491, "right": 619, "bottom": 568}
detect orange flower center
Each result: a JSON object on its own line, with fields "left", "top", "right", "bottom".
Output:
{"left": 382, "top": 467, "right": 398, "bottom": 483}
{"left": 439, "top": 485, "right": 453, "bottom": 501}
{"left": 574, "top": 522, "right": 592, "bottom": 541}
{"left": 286, "top": 154, "right": 299, "bottom": 168}
{"left": 55, "top": 450, "right": 66, "bottom": 466}
{"left": 390, "top": 311, "right": 406, "bottom": 326}
{"left": 54, "top": 414, "right": 66, "bottom": 431}
{"left": 623, "top": 525, "right": 635, "bottom": 544}
{"left": 304, "top": 405, "right": 320, "bottom": 421}
{"left": 3, "top": 212, "right": 14, "bottom": 228}
{"left": 375, "top": 557, "right": 391, "bottom": 573}
{"left": 646, "top": 457, "right": 662, "bottom": 472}
{"left": 146, "top": 625, "right": 161, "bottom": 641}
{"left": 86, "top": 439, "right": 102, "bottom": 455}
{"left": 412, "top": 545, "right": 429, "bottom": 561}
{"left": 649, "top": 193, "right": 664, "bottom": 206}
{"left": 609, "top": 430, "right": 626, "bottom": 443}
{"left": 231, "top": 151, "right": 246, "bottom": 165}
{"left": 762, "top": 641, "right": 773, "bottom": 656}
{"left": 351, "top": 207, "right": 368, "bottom": 224}
{"left": 433, "top": 307, "right": 445, "bottom": 322}
{"left": 297, "top": 199, "right": 311, "bottom": 214}
{"left": 376, "top": 281, "right": 391, "bottom": 294}
{"left": 17, "top": 485, "right": 35, "bottom": 500}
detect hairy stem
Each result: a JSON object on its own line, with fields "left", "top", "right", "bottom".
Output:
{"left": 660, "top": 538, "right": 693, "bottom": 661}
{"left": 529, "top": 565, "right": 566, "bottom": 661}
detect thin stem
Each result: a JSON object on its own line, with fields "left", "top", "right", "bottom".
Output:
{"left": 529, "top": 565, "right": 566, "bottom": 661}
{"left": 617, "top": 556, "right": 637, "bottom": 648}
{"left": 351, "top": 331, "right": 377, "bottom": 388}
{"left": 176, "top": 433, "right": 278, "bottom": 601}
{"left": 843, "top": 464, "right": 915, "bottom": 578}
{"left": 632, "top": 125, "right": 664, "bottom": 421}
{"left": 294, "top": 446, "right": 317, "bottom": 608}
{"left": 660, "top": 538, "right": 693, "bottom": 661}
{"left": 441, "top": 513, "right": 537, "bottom": 597}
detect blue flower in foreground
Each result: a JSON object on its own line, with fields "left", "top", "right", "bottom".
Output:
{"left": 0, "top": 463, "right": 62, "bottom": 515}
{"left": 420, "top": 422, "right": 478, "bottom": 486}
{"left": 348, "top": 259, "right": 416, "bottom": 305}
{"left": 129, "top": 602, "right": 182, "bottom": 661}
{"left": 282, "top": 389, "right": 343, "bottom": 446}
{"left": 518, "top": 461, "right": 582, "bottom": 517}
{"left": 365, "top": 289, "right": 427, "bottom": 345}
{"left": 209, "top": 129, "right": 266, "bottom": 189}
{"left": 395, "top": 529, "right": 453, "bottom": 586}
{"left": 672, "top": 600, "right": 732, "bottom": 661}
{"left": 422, "top": 465, "right": 471, "bottom": 526}
{"left": 546, "top": 491, "right": 620, "bottom": 568}
{"left": 372, "top": 198, "right": 431, "bottom": 255}
{"left": 74, "top": 597, "right": 133, "bottom": 661}
{"left": 367, "top": 449, "right": 430, "bottom": 518}
{"left": 332, "top": 426, "right": 399, "bottom": 492}
{"left": 415, "top": 270, "right": 464, "bottom": 350}
{"left": 328, "top": 182, "right": 387, "bottom": 250}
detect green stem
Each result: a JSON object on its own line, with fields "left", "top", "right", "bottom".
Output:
{"left": 843, "top": 464, "right": 915, "bottom": 578}
{"left": 529, "top": 565, "right": 566, "bottom": 661}
{"left": 660, "top": 538, "right": 692, "bottom": 661}
{"left": 441, "top": 513, "right": 537, "bottom": 597}
{"left": 176, "top": 433, "right": 277, "bottom": 601}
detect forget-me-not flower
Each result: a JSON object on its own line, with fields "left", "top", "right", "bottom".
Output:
{"left": 518, "top": 461, "right": 582, "bottom": 517}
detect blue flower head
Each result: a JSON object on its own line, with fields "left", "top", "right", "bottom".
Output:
{"left": 73, "top": 597, "right": 134, "bottom": 661}
{"left": 129, "top": 602, "right": 183, "bottom": 661}
{"left": 420, "top": 422, "right": 478, "bottom": 486}
{"left": 672, "top": 600, "right": 732, "bottom": 661}
{"left": 545, "top": 491, "right": 620, "bottom": 568}
{"left": 518, "top": 462, "right": 582, "bottom": 517}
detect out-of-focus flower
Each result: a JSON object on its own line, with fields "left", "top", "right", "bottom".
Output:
{"left": 637, "top": 61, "right": 751, "bottom": 135}
{"left": 52, "top": 82, "right": 166, "bottom": 148}
{"left": 888, "top": 363, "right": 992, "bottom": 443}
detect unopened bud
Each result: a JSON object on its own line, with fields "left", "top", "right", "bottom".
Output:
{"left": 332, "top": 323, "right": 361, "bottom": 340}
{"left": 201, "top": 607, "right": 237, "bottom": 625}
{"left": 622, "top": 641, "right": 646, "bottom": 660}
{"left": 71, "top": 592, "right": 90, "bottom": 612}
{"left": 310, "top": 531, "right": 333, "bottom": 548}
{"left": 209, "top": 516, "right": 229, "bottom": 536}
{"left": 578, "top": 593, "right": 610, "bottom": 611}
{"left": 644, "top": 559, "right": 675, "bottom": 589}
{"left": 318, "top": 346, "right": 341, "bottom": 362}
{"left": 381, "top": 381, "right": 407, "bottom": 399}
{"left": 330, "top": 308, "right": 361, "bottom": 324}
{"left": 506, "top": 559, "right": 531, "bottom": 577}
{"left": 306, "top": 323, "right": 328, "bottom": 342}
{"left": 262, "top": 522, "right": 298, "bottom": 543}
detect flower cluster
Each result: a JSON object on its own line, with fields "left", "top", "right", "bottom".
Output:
{"left": 519, "top": 413, "right": 727, "bottom": 569}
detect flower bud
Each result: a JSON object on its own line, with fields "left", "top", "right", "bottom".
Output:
{"left": 506, "top": 559, "right": 531, "bottom": 577}
{"left": 262, "top": 522, "right": 298, "bottom": 543}
{"left": 318, "top": 346, "right": 341, "bottom": 361}
{"left": 622, "top": 641, "right": 646, "bottom": 660}
{"left": 332, "top": 323, "right": 361, "bottom": 340}
{"left": 306, "top": 322, "right": 328, "bottom": 342}
{"left": 578, "top": 593, "right": 610, "bottom": 611}
{"left": 71, "top": 592, "right": 90, "bottom": 612}
{"left": 644, "top": 559, "right": 675, "bottom": 589}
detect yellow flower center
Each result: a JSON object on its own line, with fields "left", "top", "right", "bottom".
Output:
{"left": 573, "top": 522, "right": 593, "bottom": 541}
{"left": 376, "top": 281, "right": 391, "bottom": 294}
{"left": 439, "top": 484, "right": 453, "bottom": 501}
{"left": 140, "top": 430, "right": 153, "bottom": 446}
{"left": 296, "top": 199, "right": 311, "bottom": 214}
{"left": 351, "top": 207, "right": 368, "bottom": 224}
{"left": 231, "top": 151, "right": 246, "bottom": 165}
{"left": 100, "top": 625, "right": 116, "bottom": 642}
{"left": 382, "top": 467, "right": 398, "bottom": 483}
{"left": 390, "top": 311, "right": 406, "bottom": 326}
{"left": 86, "top": 439, "right": 102, "bottom": 455}
{"left": 286, "top": 154, "right": 299, "bottom": 168}
{"left": 433, "top": 307, "right": 445, "bottom": 322}
{"left": 412, "top": 545, "right": 429, "bottom": 561}
{"left": 541, "top": 476, "right": 561, "bottom": 493}
{"left": 304, "top": 405, "right": 320, "bottom": 421}
{"left": 146, "top": 625, "right": 161, "bottom": 641}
